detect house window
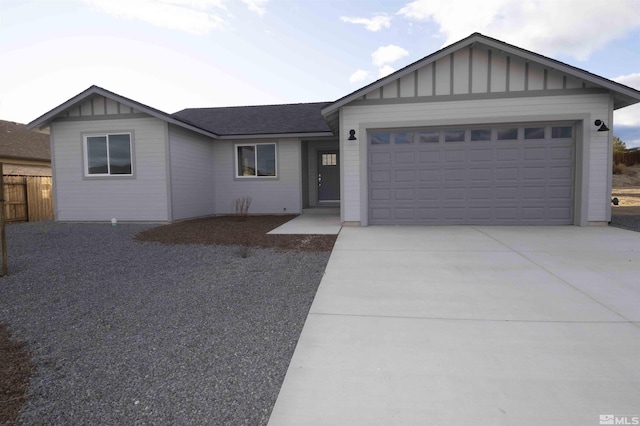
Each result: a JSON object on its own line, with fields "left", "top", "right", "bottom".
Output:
{"left": 84, "top": 133, "right": 132, "bottom": 176}
{"left": 236, "top": 143, "right": 277, "bottom": 177}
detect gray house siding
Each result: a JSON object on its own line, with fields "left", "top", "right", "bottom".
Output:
{"left": 212, "top": 138, "right": 302, "bottom": 214}
{"left": 51, "top": 116, "right": 170, "bottom": 221}
{"left": 168, "top": 124, "right": 215, "bottom": 220}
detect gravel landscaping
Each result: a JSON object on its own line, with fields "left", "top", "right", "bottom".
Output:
{"left": 0, "top": 219, "right": 333, "bottom": 425}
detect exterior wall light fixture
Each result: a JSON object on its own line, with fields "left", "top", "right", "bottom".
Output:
{"left": 348, "top": 129, "right": 357, "bottom": 140}
{"left": 594, "top": 120, "right": 609, "bottom": 132}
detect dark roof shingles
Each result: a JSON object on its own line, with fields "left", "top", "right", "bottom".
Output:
{"left": 172, "top": 102, "right": 333, "bottom": 136}
{"left": 0, "top": 120, "right": 50, "bottom": 161}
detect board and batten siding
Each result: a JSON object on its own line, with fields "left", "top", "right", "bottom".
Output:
{"left": 63, "top": 94, "right": 144, "bottom": 118}
{"left": 168, "top": 124, "right": 215, "bottom": 220}
{"left": 212, "top": 138, "right": 302, "bottom": 214}
{"left": 51, "top": 116, "right": 170, "bottom": 221}
{"left": 341, "top": 93, "right": 612, "bottom": 225}
{"left": 364, "top": 44, "right": 593, "bottom": 102}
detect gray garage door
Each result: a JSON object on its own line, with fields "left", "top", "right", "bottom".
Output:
{"left": 368, "top": 123, "right": 575, "bottom": 225}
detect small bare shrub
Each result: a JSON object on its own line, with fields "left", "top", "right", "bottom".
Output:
{"left": 613, "top": 163, "right": 627, "bottom": 174}
{"left": 234, "top": 197, "right": 252, "bottom": 221}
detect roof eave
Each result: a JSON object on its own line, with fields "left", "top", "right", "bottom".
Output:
{"left": 27, "top": 85, "right": 221, "bottom": 139}
{"left": 322, "top": 32, "right": 640, "bottom": 116}
{"left": 218, "top": 131, "right": 335, "bottom": 140}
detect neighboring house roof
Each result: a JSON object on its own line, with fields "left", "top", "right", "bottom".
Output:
{"left": 0, "top": 119, "right": 50, "bottom": 162}
{"left": 322, "top": 32, "right": 640, "bottom": 118}
{"left": 173, "top": 102, "right": 333, "bottom": 137}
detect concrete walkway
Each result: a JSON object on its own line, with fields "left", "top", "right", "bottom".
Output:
{"left": 268, "top": 208, "right": 341, "bottom": 235}
{"left": 268, "top": 226, "right": 640, "bottom": 426}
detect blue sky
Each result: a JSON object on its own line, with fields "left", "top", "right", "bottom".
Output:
{"left": 1, "top": 0, "right": 639, "bottom": 146}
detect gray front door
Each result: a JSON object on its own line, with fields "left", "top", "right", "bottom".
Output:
{"left": 318, "top": 151, "right": 340, "bottom": 202}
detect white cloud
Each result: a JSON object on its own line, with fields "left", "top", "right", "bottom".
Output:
{"left": 340, "top": 15, "right": 391, "bottom": 32}
{"left": 349, "top": 69, "right": 372, "bottom": 84}
{"left": 80, "top": 0, "right": 227, "bottom": 34}
{"left": 371, "top": 44, "right": 409, "bottom": 67}
{"left": 397, "top": 0, "right": 640, "bottom": 61}
{"left": 378, "top": 65, "right": 395, "bottom": 78}
{"left": 241, "top": 0, "right": 268, "bottom": 16}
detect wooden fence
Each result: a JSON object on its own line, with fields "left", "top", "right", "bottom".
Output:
{"left": 613, "top": 151, "right": 640, "bottom": 166}
{"left": 3, "top": 176, "right": 54, "bottom": 222}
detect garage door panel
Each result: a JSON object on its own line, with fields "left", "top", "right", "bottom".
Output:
{"left": 468, "top": 168, "right": 492, "bottom": 181}
{"left": 468, "top": 187, "right": 493, "bottom": 199}
{"left": 549, "top": 185, "right": 572, "bottom": 199}
{"left": 494, "top": 186, "right": 519, "bottom": 200}
{"left": 371, "top": 188, "right": 391, "bottom": 201}
{"left": 370, "top": 152, "right": 391, "bottom": 165}
{"left": 522, "top": 186, "right": 546, "bottom": 200}
{"left": 551, "top": 146, "right": 574, "bottom": 160}
{"left": 370, "top": 170, "right": 391, "bottom": 183}
{"left": 522, "top": 167, "right": 547, "bottom": 180}
{"left": 550, "top": 166, "right": 572, "bottom": 179}
{"left": 370, "top": 207, "right": 391, "bottom": 220}
{"left": 394, "top": 151, "right": 415, "bottom": 164}
{"left": 395, "top": 188, "right": 415, "bottom": 200}
{"left": 444, "top": 150, "right": 466, "bottom": 163}
{"left": 419, "top": 169, "right": 440, "bottom": 182}
{"left": 418, "top": 188, "right": 441, "bottom": 200}
{"left": 468, "top": 149, "right": 493, "bottom": 162}
{"left": 495, "top": 167, "right": 519, "bottom": 181}
{"left": 418, "top": 150, "right": 440, "bottom": 162}
{"left": 549, "top": 207, "right": 572, "bottom": 220}
{"left": 394, "top": 170, "right": 415, "bottom": 182}
{"left": 369, "top": 123, "right": 574, "bottom": 225}
{"left": 496, "top": 148, "right": 520, "bottom": 161}
{"left": 522, "top": 206, "right": 545, "bottom": 220}
{"left": 417, "top": 208, "right": 439, "bottom": 220}
{"left": 442, "top": 188, "right": 466, "bottom": 200}
{"left": 523, "top": 146, "right": 547, "bottom": 160}
{"left": 494, "top": 207, "right": 519, "bottom": 220}
{"left": 443, "top": 168, "right": 467, "bottom": 181}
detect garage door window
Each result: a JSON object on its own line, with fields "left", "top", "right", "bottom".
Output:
{"left": 444, "top": 130, "right": 465, "bottom": 142}
{"left": 497, "top": 128, "right": 518, "bottom": 140}
{"left": 395, "top": 132, "right": 414, "bottom": 144}
{"left": 371, "top": 133, "right": 391, "bottom": 145}
{"left": 419, "top": 131, "right": 439, "bottom": 143}
{"left": 552, "top": 126, "right": 573, "bottom": 138}
{"left": 470, "top": 129, "right": 491, "bottom": 141}
{"left": 524, "top": 127, "right": 546, "bottom": 139}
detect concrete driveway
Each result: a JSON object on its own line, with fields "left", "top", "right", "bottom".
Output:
{"left": 268, "top": 226, "right": 640, "bottom": 426}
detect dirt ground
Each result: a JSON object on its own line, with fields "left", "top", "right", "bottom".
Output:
{"left": 612, "top": 163, "right": 640, "bottom": 215}
{"left": 0, "top": 325, "right": 34, "bottom": 426}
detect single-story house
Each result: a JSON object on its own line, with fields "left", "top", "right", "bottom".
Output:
{"left": 28, "top": 33, "right": 640, "bottom": 226}
{"left": 0, "top": 120, "right": 51, "bottom": 177}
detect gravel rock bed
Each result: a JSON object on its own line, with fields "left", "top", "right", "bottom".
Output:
{"left": 609, "top": 214, "right": 640, "bottom": 232}
{"left": 0, "top": 222, "right": 330, "bottom": 425}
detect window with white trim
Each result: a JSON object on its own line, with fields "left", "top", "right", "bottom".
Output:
{"left": 236, "top": 143, "right": 277, "bottom": 177}
{"left": 84, "top": 133, "right": 132, "bottom": 176}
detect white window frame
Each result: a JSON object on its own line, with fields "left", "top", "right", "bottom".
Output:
{"left": 83, "top": 132, "right": 133, "bottom": 177}
{"left": 235, "top": 142, "right": 278, "bottom": 178}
